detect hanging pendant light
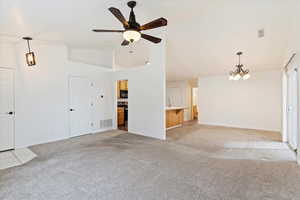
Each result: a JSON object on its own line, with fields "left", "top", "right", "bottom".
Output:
{"left": 229, "top": 52, "right": 250, "bottom": 81}
{"left": 22, "top": 37, "right": 36, "bottom": 66}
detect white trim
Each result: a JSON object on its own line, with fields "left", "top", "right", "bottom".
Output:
{"left": 166, "top": 124, "right": 182, "bottom": 130}
{"left": 128, "top": 130, "right": 165, "bottom": 140}
{"left": 282, "top": 71, "right": 288, "bottom": 142}
{"left": 92, "top": 127, "right": 113, "bottom": 134}
{"left": 16, "top": 128, "right": 113, "bottom": 149}
{"left": 284, "top": 53, "right": 297, "bottom": 71}
{"left": 15, "top": 136, "right": 68, "bottom": 149}
{"left": 198, "top": 122, "right": 281, "bottom": 132}
{"left": 0, "top": 66, "right": 16, "bottom": 70}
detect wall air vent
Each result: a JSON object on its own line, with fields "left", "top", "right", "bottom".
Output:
{"left": 258, "top": 29, "right": 264, "bottom": 38}
{"left": 100, "top": 119, "right": 113, "bottom": 129}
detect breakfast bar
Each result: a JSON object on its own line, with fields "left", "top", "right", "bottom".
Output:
{"left": 165, "top": 107, "right": 184, "bottom": 130}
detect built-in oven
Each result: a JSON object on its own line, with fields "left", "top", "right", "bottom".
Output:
{"left": 120, "top": 90, "right": 128, "bottom": 99}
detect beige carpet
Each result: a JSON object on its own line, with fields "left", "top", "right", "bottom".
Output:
{"left": 0, "top": 123, "right": 299, "bottom": 200}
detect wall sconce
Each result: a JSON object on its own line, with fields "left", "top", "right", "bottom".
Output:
{"left": 22, "top": 37, "right": 36, "bottom": 66}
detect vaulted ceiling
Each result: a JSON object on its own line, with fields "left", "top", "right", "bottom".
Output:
{"left": 0, "top": 0, "right": 297, "bottom": 80}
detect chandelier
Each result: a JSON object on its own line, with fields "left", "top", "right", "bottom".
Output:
{"left": 229, "top": 52, "right": 250, "bottom": 80}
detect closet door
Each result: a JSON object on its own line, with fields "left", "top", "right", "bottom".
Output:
{"left": 69, "top": 77, "right": 92, "bottom": 137}
{"left": 287, "top": 67, "right": 298, "bottom": 150}
{"left": 0, "top": 69, "right": 14, "bottom": 151}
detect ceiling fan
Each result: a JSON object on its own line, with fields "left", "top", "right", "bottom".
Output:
{"left": 92, "top": 1, "right": 168, "bottom": 46}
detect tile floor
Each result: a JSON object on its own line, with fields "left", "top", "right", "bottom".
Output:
{"left": 0, "top": 148, "right": 37, "bottom": 170}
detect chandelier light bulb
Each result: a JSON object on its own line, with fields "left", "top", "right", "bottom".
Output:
{"left": 243, "top": 73, "right": 250, "bottom": 80}
{"left": 234, "top": 74, "right": 241, "bottom": 80}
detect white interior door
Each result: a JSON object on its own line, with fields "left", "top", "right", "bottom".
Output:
{"left": 0, "top": 69, "right": 14, "bottom": 151}
{"left": 287, "top": 67, "right": 298, "bottom": 150}
{"left": 69, "top": 77, "right": 92, "bottom": 137}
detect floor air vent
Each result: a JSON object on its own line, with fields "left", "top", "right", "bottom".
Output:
{"left": 100, "top": 119, "right": 112, "bottom": 129}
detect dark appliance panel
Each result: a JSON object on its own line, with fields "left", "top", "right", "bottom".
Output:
{"left": 120, "top": 90, "right": 128, "bottom": 99}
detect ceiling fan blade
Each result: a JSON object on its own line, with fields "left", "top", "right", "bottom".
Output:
{"left": 93, "top": 29, "right": 124, "bottom": 32}
{"left": 139, "top": 18, "right": 168, "bottom": 31}
{"left": 108, "top": 7, "right": 129, "bottom": 28}
{"left": 121, "top": 40, "right": 130, "bottom": 46}
{"left": 141, "top": 34, "right": 162, "bottom": 43}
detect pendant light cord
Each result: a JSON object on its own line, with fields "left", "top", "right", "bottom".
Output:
{"left": 27, "top": 40, "right": 31, "bottom": 53}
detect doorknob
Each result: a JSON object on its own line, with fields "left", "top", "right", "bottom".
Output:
{"left": 70, "top": 109, "right": 75, "bottom": 112}
{"left": 6, "top": 111, "right": 14, "bottom": 115}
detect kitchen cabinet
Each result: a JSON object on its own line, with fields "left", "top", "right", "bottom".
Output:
{"left": 119, "top": 80, "right": 128, "bottom": 91}
{"left": 117, "top": 80, "right": 128, "bottom": 99}
{"left": 118, "top": 107, "right": 125, "bottom": 125}
{"left": 117, "top": 81, "right": 120, "bottom": 99}
{"left": 166, "top": 107, "right": 184, "bottom": 129}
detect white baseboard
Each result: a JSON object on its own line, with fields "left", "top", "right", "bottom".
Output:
{"left": 198, "top": 121, "right": 281, "bottom": 132}
{"left": 128, "top": 130, "right": 166, "bottom": 140}
{"left": 166, "top": 124, "right": 182, "bottom": 130}
{"left": 15, "top": 136, "right": 69, "bottom": 149}
{"left": 16, "top": 128, "right": 114, "bottom": 149}
{"left": 92, "top": 127, "right": 113, "bottom": 134}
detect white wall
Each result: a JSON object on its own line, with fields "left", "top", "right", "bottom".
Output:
{"left": 285, "top": 1, "right": 300, "bottom": 62}
{"left": 114, "top": 41, "right": 150, "bottom": 70}
{"left": 0, "top": 43, "right": 17, "bottom": 68}
{"left": 192, "top": 88, "right": 198, "bottom": 106}
{"left": 68, "top": 47, "right": 113, "bottom": 69}
{"left": 113, "top": 39, "right": 166, "bottom": 140}
{"left": 166, "top": 80, "right": 192, "bottom": 121}
{"left": 0, "top": 41, "right": 114, "bottom": 148}
{"left": 198, "top": 70, "right": 282, "bottom": 131}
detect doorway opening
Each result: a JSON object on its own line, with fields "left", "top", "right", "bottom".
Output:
{"left": 191, "top": 87, "right": 198, "bottom": 120}
{"left": 117, "top": 80, "right": 128, "bottom": 131}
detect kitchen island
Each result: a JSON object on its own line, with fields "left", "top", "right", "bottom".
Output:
{"left": 166, "top": 107, "right": 184, "bottom": 130}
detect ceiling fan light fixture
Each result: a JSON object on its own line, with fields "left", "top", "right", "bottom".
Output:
{"left": 93, "top": 1, "right": 167, "bottom": 46}
{"left": 123, "top": 30, "right": 141, "bottom": 43}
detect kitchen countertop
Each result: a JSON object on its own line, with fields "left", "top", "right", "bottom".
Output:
{"left": 165, "top": 107, "right": 185, "bottom": 111}
{"left": 118, "top": 98, "right": 128, "bottom": 102}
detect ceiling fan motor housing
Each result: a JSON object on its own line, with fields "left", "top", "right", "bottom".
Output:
{"left": 127, "top": 1, "right": 140, "bottom": 30}
{"left": 127, "top": 1, "right": 137, "bottom": 9}
{"left": 92, "top": 0, "right": 167, "bottom": 45}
